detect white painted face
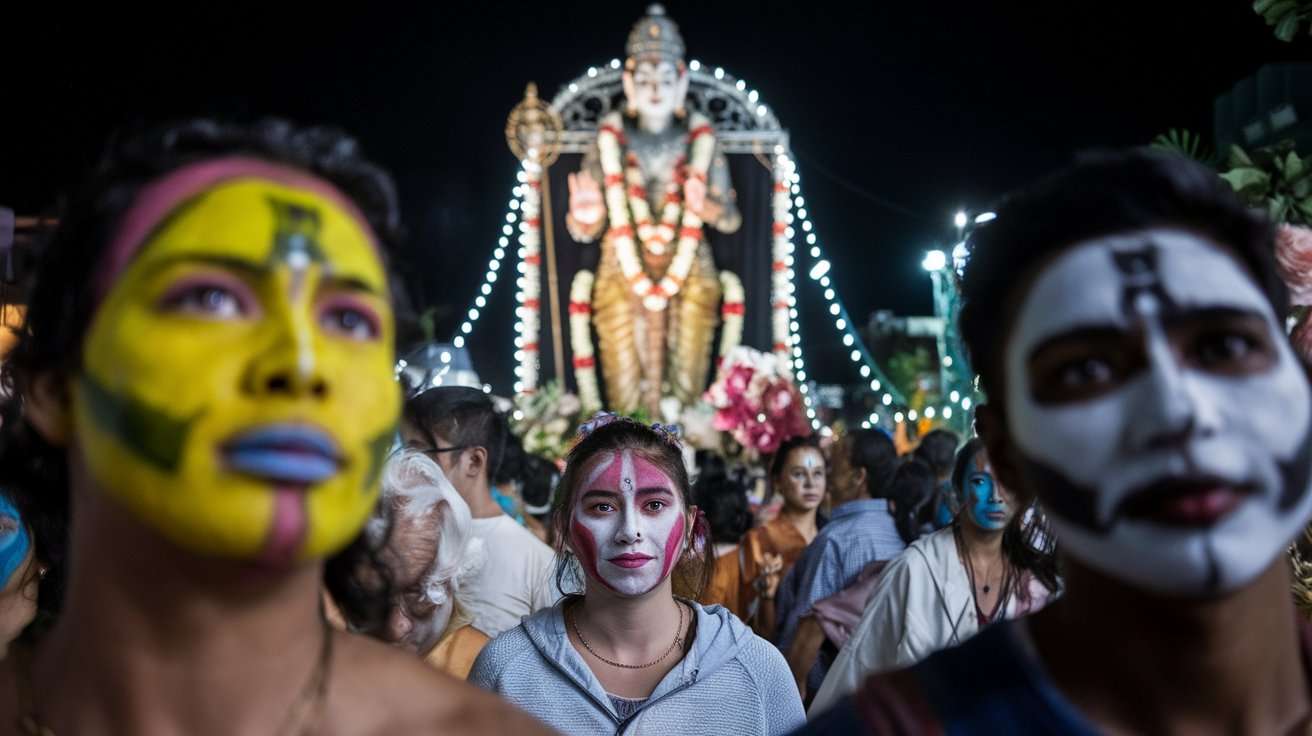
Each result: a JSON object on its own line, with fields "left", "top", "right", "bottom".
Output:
{"left": 1004, "top": 228, "right": 1312, "bottom": 597}
{"left": 569, "top": 449, "right": 687, "bottom": 597}
{"left": 624, "top": 60, "right": 687, "bottom": 124}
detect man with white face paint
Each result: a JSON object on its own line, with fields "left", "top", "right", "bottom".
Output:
{"left": 797, "top": 151, "right": 1312, "bottom": 735}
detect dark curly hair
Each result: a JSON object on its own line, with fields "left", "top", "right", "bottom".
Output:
{"left": 958, "top": 149, "right": 1283, "bottom": 404}
{"left": 0, "top": 118, "right": 405, "bottom": 636}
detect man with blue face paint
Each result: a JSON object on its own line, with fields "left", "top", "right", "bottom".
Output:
{"left": 800, "top": 151, "right": 1312, "bottom": 734}
{"left": 808, "top": 439, "right": 1059, "bottom": 714}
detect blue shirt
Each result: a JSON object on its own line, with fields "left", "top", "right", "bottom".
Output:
{"left": 775, "top": 498, "right": 905, "bottom": 690}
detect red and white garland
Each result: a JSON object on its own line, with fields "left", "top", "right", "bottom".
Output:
{"left": 771, "top": 156, "right": 797, "bottom": 373}
{"left": 718, "top": 271, "right": 745, "bottom": 364}
{"left": 568, "top": 270, "right": 603, "bottom": 412}
{"left": 596, "top": 111, "right": 717, "bottom": 312}
{"left": 516, "top": 161, "right": 543, "bottom": 393}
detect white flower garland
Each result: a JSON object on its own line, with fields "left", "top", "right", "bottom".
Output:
{"left": 596, "top": 111, "right": 717, "bottom": 312}
{"left": 517, "top": 161, "right": 543, "bottom": 393}
{"left": 568, "top": 270, "right": 602, "bottom": 412}
{"left": 771, "top": 157, "right": 797, "bottom": 374}
{"left": 718, "top": 271, "right": 745, "bottom": 368}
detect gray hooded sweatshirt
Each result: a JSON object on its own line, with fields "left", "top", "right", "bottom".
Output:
{"left": 469, "top": 600, "right": 804, "bottom": 735}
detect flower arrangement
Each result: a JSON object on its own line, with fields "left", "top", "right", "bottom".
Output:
{"left": 1275, "top": 224, "right": 1312, "bottom": 362}
{"left": 704, "top": 347, "right": 810, "bottom": 457}
{"left": 509, "top": 380, "right": 583, "bottom": 462}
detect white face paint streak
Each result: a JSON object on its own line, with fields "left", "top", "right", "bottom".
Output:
{"left": 1004, "top": 228, "right": 1312, "bottom": 596}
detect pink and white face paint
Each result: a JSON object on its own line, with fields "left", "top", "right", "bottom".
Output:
{"left": 570, "top": 450, "right": 687, "bottom": 597}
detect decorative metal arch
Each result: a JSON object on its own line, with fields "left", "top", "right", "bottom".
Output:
{"left": 547, "top": 62, "right": 789, "bottom": 154}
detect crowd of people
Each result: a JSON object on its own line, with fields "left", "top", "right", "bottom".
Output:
{"left": 0, "top": 115, "right": 1308, "bottom": 735}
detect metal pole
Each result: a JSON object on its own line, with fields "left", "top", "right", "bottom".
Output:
{"left": 539, "top": 166, "right": 567, "bottom": 385}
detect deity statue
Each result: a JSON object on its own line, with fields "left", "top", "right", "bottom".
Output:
{"left": 567, "top": 4, "right": 742, "bottom": 416}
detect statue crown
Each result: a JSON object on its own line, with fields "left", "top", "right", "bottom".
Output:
{"left": 625, "top": 3, "right": 685, "bottom": 65}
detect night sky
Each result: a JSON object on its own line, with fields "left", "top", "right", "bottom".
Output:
{"left": 1, "top": 2, "right": 1303, "bottom": 390}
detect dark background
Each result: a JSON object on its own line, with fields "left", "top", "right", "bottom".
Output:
{"left": 1, "top": 2, "right": 1303, "bottom": 390}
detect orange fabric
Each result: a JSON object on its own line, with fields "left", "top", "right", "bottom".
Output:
{"left": 426, "top": 624, "right": 491, "bottom": 680}
{"left": 701, "top": 545, "right": 744, "bottom": 615}
{"left": 739, "top": 517, "right": 811, "bottom": 630}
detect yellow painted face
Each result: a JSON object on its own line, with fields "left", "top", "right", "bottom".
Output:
{"left": 73, "top": 178, "right": 399, "bottom": 564}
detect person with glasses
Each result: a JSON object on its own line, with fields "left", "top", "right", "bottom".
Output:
{"left": 401, "top": 387, "right": 558, "bottom": 637}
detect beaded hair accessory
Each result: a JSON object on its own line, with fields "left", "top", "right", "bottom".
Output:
{"left": 575, "top": 411, "right": 684, "bottom": 450}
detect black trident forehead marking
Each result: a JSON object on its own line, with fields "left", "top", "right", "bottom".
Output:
{"left": 1111, "top": 243, "right": 1179, "bottom": 320}
{"left": 265, "top": 196, "right": 326, "bottom": 268}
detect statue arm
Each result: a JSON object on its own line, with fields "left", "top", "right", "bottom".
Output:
{"left": 565, "top": 142, "right": 608, "bottom": 243}
{"left": 703, "top": 147, "right": 742, "bottom": 234}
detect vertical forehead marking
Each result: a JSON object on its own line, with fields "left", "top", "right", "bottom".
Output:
{"left": 266, "top": 196, "right": 326, "bottom": 271}
{"left": 1112, "top": 242, "right": 1178, "bottom": 321}
{"left": 264, "top": 196, "right": 326, "bottom": 381}
{"left": 620, "top": 450, "right": 636, "bottom": 493}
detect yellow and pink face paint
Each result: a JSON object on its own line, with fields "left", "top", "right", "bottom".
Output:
{"left": 72, "top": 158, "right": 399, "bottom": 566}
{"left": 569, "top": 450, "right": 688, "bottom": 597}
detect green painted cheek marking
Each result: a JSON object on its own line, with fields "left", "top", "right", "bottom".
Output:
{"left": 79, "top": 374, "right": 200, "bottom": 474}
{"left": 363, "top": 425, "right": 397, "bottom": 491}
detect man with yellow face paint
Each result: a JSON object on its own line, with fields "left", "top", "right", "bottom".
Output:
{"left": 0, "top": 120, "right": 554, "bottom": 735}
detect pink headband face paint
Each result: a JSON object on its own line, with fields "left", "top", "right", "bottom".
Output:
{"left": 96, "top": 156, "right": 380, "bottom": 300}
{"left": 569, "top": 449, "right": 686, "bottom": 597}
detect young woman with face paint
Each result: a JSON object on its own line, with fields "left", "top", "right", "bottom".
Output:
{"left": 0, "top": 120, "right": 550, "bottom": 735}
{"left": 738, "top": 435, "right": 827, "bottom": 637}
{"left": 469, "top": 416, "right": 805, "bottom": 734}
{"left": 802, "top": 152, "right": 1312, "bottom": 735}
{"left": 808, "top": 439, "right": 1058, "bottom": 715}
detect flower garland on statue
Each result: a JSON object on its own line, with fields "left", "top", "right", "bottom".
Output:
{"left": 771, "top": 156, "right": 798, "bottom": 372}
{"left": 718, "top": 271, "right": 745, "bottom": 366}
{"left": 704, "top": 346, "right": 810, "bottom": 456}
{"left": 517, "top": 160, "right": 543, "bottom": 393}
{"left": 596, "top": 110, "right": 717, "bottom": 312}
{"left": 568, "top": 270, "right": 603, "bottom": 413}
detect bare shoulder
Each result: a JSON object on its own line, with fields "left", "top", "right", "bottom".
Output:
{"left": 326, "top": 632, "right": 556, "bottom": 736}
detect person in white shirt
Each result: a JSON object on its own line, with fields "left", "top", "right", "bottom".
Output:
{"left": 401, "top": 387, "right": 559, "bottom": 637}
{"left": 808, "top": 439, "right": 1060, "bottom": 716}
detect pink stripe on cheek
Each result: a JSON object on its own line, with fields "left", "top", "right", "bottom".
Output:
{"left": 660, "top": 514, "right": 685, "bottom": 580}
{"left": 571, "top": 518, "right": 616, "bottom": 593}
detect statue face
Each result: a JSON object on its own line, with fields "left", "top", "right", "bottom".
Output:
{"left": 623, "top": 60, "right": 687, "bottom": 123}
{"left": 74, "top": 177, "right": 400, "bottom": 566}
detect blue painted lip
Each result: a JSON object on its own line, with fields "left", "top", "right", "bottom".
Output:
{"left": 221, "top": 425, "right": 344, "bottom": 485}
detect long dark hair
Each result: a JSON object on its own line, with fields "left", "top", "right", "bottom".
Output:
{"left": 0, "top": 119, "right": 405, "bottom": 635}
{"left": 951, "top": 439, "right": 1060, "bottom": 593}
{"left": 550, "top": 418, "right": 712, "bottom": 600}
{"left": 889, "top": 459, "right": 935, "bottom": 545}
{"left": 843, "top": 428, "right": 899, "bottom": 499}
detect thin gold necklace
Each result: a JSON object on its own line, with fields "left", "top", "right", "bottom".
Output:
{"left": 570, "top": 600, "right": 686, "bottom": 669}
{"left": 17, "top": 617, "right": 334, "bottom": 736}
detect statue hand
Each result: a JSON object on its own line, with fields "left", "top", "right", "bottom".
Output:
{"left": 569, "top": 172, "right": 605, "bottom": 226}
{"left": 684, "top": 175, "right": 706, "bottom": 216}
